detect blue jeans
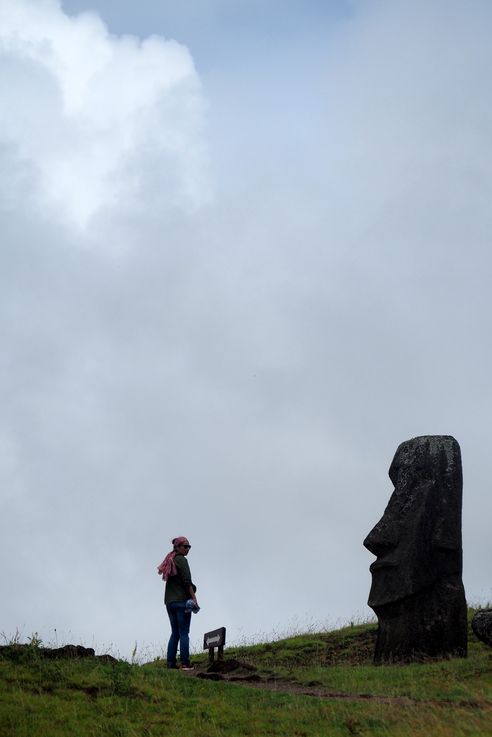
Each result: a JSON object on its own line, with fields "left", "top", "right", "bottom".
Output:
{"left": 166, "top": 601, "right": 191, "bottom": 666}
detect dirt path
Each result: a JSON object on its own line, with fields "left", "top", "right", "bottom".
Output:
{"left": 224, "top": 676, "right": 415, "bottom": 704}
{"left": 193, "top": 668, "right": 490, "bottom": 709}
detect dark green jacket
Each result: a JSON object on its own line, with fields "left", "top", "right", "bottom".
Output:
{"left": 164, "top": 554, "right": 195, "bottom": 605}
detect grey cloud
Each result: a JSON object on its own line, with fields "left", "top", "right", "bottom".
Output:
{"left": 2, "top": 0, "right": 492, "bottom": 657}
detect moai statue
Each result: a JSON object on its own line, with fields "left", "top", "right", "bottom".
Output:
{"left": 364, "top": 435, "right": 467, "bottom": 663}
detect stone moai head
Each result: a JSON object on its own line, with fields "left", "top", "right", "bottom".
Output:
{"left": 363, "top": 435, "right": 467, "bottom": 662}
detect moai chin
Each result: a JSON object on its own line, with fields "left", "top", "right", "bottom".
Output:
{"left": 364, "top": 435, "right": 467, "bottom": 663}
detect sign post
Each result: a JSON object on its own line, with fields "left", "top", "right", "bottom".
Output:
{"left": 203, "top": 627, "right": 226, "bottom": 664}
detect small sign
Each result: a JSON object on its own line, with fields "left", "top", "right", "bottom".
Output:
{"left": 203, "top": 627, "right": 226, "bottom": 650}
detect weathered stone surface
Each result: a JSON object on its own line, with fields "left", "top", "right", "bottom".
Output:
{"left": 364, "top": 435, "right": 467, "bottom": 662}
{"left": 0, "top": 643, "right": 118, "bottom": 663}
{"left": 42, "top": 645, "right": 95, "bottom": 659}
{"left": 196, "top": 659, "right": 260, "bottom": 683}
{"left": 472, "top": 609, "right": 492, "bottom": 647}
{"left": 207, "top": 658, "right": 256, "bottom": 674}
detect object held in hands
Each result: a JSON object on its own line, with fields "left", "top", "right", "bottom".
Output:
{"left": 185, "top": 599, "right": 200, "bottom": 614}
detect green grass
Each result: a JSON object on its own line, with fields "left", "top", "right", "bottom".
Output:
{"left": 1, "top": 611, "right": 492, "bottom": 737}
{"left": 211, "top": 617, "right": 492, "bottom": 703}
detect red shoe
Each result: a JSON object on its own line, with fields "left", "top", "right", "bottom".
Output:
{"left": 180, "top": 664, "right": 195, "bottom": 671}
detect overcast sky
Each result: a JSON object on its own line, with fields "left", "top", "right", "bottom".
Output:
{"left": 1, "top": 0, "right": 492, "bottom": 660}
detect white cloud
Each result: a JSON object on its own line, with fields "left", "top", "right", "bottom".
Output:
{"left": 0, "top": 0, "right": 210, "bottom": 227}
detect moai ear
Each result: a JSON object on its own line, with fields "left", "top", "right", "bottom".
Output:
{"left": 432, "top": 515, "right": 461, "bottom": 550}
{"left": 431, "top": 438, "right": 462, "bottom": 550}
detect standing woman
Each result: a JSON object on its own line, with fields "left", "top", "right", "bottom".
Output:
{"left": 157, "top": 536, "right": 198, "bottom": 670}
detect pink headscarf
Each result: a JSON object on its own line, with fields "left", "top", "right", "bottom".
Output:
{"left": 157, "top": 537, "right": 190, "bottom": 581}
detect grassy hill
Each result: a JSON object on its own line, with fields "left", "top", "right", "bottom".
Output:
{"left": 1, "top": 611, "right": 491, "bottom": 736}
